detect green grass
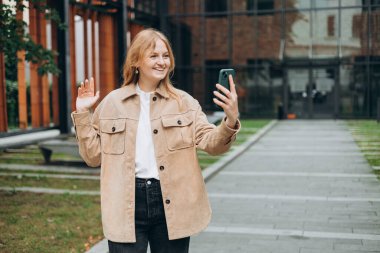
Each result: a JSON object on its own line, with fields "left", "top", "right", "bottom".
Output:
{"left": 0, "top": 168, "right": 99, "bottom": 176}
{"left": 346, "top": 120, "right": 380, "bottom": 167}
{"left": 0, "top": 191, "right": 102, "bottom": 253}
{"left": 0, "top": 175, "right": 100, "bottom": 191}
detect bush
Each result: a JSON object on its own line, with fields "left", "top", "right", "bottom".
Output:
{"left": 6, "top": 79, "right": 19, "bottom": 129}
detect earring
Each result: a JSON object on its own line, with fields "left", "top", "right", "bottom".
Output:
{"left": 135, "top": 69, "right": 139, "bottom": 75}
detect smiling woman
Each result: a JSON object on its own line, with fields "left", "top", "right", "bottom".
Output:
{"left": 137, "top": 40, "right": 171, "bottom": 91}
{"left": 71, "top": 28, "right": 240, "bottom": 253}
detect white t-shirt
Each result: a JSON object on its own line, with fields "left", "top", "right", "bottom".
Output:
{"left": 135, "top": 84, "right": 159, "bottom": 180}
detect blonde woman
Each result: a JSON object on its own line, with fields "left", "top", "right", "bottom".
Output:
{"left": 71, "top": 28, "right": 240, "bottom": 253}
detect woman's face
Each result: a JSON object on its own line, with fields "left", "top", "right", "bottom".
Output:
{"left": 138, "top": 39, "right": 171, "bottom": 87}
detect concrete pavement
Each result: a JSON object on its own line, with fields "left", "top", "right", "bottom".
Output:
{"left": 190, "top": 120, "right": 380, "bottom": 253}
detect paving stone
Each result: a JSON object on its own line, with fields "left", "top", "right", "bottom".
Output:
{"left": 192, "top": 120, "right": 380, "bottom": 252}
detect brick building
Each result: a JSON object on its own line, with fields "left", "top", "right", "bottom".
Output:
{"left": 0, "top": 0, "right": 379, "bottom": 135}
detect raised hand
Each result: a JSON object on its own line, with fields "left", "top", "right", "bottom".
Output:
{"left": 76, "top": 77, "right": 100, "bottom": 113}
{"left": 213, "top": 74, "right": 239, "bottom": 128}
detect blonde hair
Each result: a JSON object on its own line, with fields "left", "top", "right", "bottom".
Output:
{"left": 122, "top": 28, "right": 180, "bottom": 102}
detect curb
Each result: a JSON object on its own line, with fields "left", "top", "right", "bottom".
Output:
{"left": 0, "top": 129, "right": 60, "bottom": 150}
{"left": 86, "top": 120, "right": 278, "bottom": 253}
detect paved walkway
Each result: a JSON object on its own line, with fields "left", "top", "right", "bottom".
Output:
{"left": 190, "top": 120, "right": 380, "bottom": 253}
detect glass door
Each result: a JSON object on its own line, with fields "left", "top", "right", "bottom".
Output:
{"left": 286, "top": 66, "right": 337, "bottom": 119}
{"left": 311, "top": 67, "right": 336, "bottom": 119}
{"left": 287, "top": 68, "right": 310, "bottom": 118}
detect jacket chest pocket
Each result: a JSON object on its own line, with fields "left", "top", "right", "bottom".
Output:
{"left": 100, "top": 119, "right": 126, "bottom": 154}
{"left": 162, "top": 114, "right": 194, "bottom": 151}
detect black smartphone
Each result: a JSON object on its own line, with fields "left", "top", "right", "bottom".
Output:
{"left": 218, "top": 69, "right": 235, "bottom": 90}
{"left": 215, "top": 69, "right": 235, "bottom": 109}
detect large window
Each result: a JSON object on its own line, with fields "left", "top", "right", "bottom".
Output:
{"left": 370, "top": 64, "right": 380, "bottom": 117}
{"left": 363, "top": 0, "right": 380, "bottom": 11}
{"left": 247, "top": 0, "right": 274, "bottom": 15}
{"left": 205, "top": 60, "right": 229, "bottom": 110}
{"left": 205, "top": 0, "right": 227, "bottom": 15}
{"left": 340, "top": 64, "right": 368, "bottom": 118}
{"left": 246, "top": 59, "right": 282, "bottom": 117}
{"left": 166, "top": 0, "right": 380, "bottom": 118}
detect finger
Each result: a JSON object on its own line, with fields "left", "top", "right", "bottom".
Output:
{"left": 213, "top": 90, "right": 228, "bottom": 102}
{"left": 213, "top": 98, "right": 226, "bottom": 109}
{"left": 215, "top": 83, "right": 231, "bottom": 98}
{"left": 78, "top": 83, "right": 84, "bottom": 96}
{"left": 84, "top": 79, "right": 89, "bottom": 91}
{"left": 90, "top": 77, "right": 95, "bottom": 95}
{"left": 94, "top": 91, "right": 100, "bottom": 100}
{"left": 229, "top": 75, "right": 237, "bottom": 94}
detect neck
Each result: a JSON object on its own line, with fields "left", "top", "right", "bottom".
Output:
{"left": 138, "top": 79, "right": 160, "bottom": 93}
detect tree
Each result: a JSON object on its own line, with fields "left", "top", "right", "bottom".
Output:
{"left": 0, "top": 0, "right": 66, "bottom": 80}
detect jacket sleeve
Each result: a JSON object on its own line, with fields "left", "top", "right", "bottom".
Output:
{"left": 71, "top": 104, "right": 102, "bottom": 167}
{"left": 194, "top": 102, "right": 240, "bottom": 156}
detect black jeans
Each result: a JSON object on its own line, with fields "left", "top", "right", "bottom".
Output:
{"left": 108, "top": 178, "right": 190, "bottom": 253}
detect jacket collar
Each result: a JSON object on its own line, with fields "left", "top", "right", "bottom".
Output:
{"left": 120, "top": 82, "right": 169, "bottom": 100}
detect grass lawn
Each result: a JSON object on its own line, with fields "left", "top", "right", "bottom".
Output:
{"left": 0, "top": 191, "right": 102, "bottom": 253}
{"left": 0, "top": 175, "right": 99, "bottom": 191}
{"left": 346, "top": 120, "right": 380, "bottom": 167}
{"left": 0, "top": 119, "right": 272, "bottom": 252}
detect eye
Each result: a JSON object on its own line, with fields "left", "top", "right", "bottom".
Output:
{"left": 163, "top": 54, "right": 169, "bottom": 58}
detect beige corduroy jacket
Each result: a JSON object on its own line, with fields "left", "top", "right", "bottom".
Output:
{"left": 71, "top": 83, "right": 240, "bottom": 243}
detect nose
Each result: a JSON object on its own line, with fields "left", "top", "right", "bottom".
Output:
{"left": 157, "top": 56, "right": 165, "bottom": 65}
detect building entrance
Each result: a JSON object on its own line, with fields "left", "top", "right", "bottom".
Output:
{"left": 286, "top": 66, "right": 338, "bottom": 119}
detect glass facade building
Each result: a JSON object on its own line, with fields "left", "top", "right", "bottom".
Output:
{"left": 157, "top": 0, "right": 380, "bottom": 119}
{"left": 2, "top": 0, "right": 380, "bottom": 135}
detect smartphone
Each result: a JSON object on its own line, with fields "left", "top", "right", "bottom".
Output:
{"left": 215, "top": 69, "right": 235, "bottom": 109}
{"left": 218, "top": 69, "right": 235, "bottom": 90}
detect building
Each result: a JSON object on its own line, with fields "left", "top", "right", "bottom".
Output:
{"left": 0, "top": 0, "right": 379, "bottom": 135}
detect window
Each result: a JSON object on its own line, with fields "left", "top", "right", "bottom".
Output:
{"left": 205, "top": 60, "right": 229, "bottom": 109}
{"left": 327, "top": 15, "right": 335, "bottom": 37}
{"left": 247, "top": 0, "right": 274, "bottom": 15}
{"left": 134, "top": 0, "right": 157, "bottom": 15}
{"left": 205, "top": 0, "right": 227, "bottom": 13}
{"left": 352, "top": 15, "right": 362, "bottom": 38}
{"left": 362, "top": 0, "right": 380, "bottom": 11}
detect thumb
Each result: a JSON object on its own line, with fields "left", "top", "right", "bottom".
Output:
{"left": 94, "top": 91, "right": 100, "bottom": 100}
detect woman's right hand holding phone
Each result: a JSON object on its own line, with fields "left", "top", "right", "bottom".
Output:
{"left": 213, "top": 74, "right": 239, "bottom": 129}
{"left": 76, "top": 77, "right": 100, "bottom": 113}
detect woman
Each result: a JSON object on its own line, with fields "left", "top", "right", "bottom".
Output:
{"left": 71, "top": 28, "right": 240, "bottom": 253}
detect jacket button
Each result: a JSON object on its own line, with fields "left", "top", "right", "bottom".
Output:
{"left": 153, "top": 97, "right": 157, "bottom": 101}
{"left": 153, "top": 129, "right": 158, "bottom": 134}
{"left": 111, "top": 127, "right": 116, "bottom": 132}
{"left": 177, "top": 120, "right": 182, "bottom": 125}
{"left": 159, "top": 166, "right": 164, "bottom": 171}
{"left": 165, "top": 199, "right": 170, "bottom": 204}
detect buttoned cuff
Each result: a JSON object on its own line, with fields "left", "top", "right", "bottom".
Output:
{"left": 71, "top": 111, "right": 93, "bottom": 141}
{"left": 71, "top": 111, "right": 92, "bottom": 126}
{"left": 219, "top": 117, "right": 241, "bottom": 145}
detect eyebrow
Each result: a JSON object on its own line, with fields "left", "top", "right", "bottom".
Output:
{"left": 150, "top": 50, "right": 169, "bottom": 54}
